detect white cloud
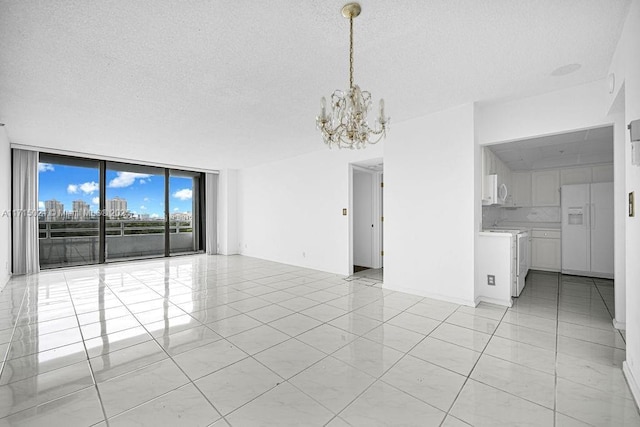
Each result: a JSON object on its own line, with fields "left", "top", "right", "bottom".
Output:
{"left": 79, "top": 181, "right": 99, "bottom": 194}
{"left": 38, "top": 201, "right": 45, "bottom": 210}
{"left": 92, "top": 197, "right": 100, "bottom": 205}
{"left": 172, "top": 188, "right": 192, "bottom": 201}
{"left": 173, "top": 207, "right": 180, "bottom": 211}
{"left": 143, "top": 197, "right": 150, "bottom": 202}
{"left": 38, "top": 163, "right": 54, "bottom": 173}
{"left": 108, "top": 172, "right": 151, "bottom": 188}
{"left": 150, "top": 213, "right": 160, "bottom": 219}
{"left": 140, "top": 205, "right": 147, "bottom": 210}
{"left": 67, "top": 184, "right": 78, "bottom": 194}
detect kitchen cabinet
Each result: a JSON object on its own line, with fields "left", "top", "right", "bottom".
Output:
{"left": 531, "top": 229, "right": 561, "bottom": 271}
{"left": 560, "top": 167, "right": 592, "bottom": 185}
{"left": 591, "top": 164, "right": 614, "bottom": 183}
{"left": 532, "top": 170, "right": 560, "bottom": 206}
{"left": 511, "top": 172, "right": 531, "bottom": 207}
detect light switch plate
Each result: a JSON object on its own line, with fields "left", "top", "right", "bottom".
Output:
{"left": 487, "top": 275, "right": 495, "bottom": 286}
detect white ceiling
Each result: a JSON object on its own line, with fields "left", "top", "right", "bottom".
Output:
{"left": 488, "top": 126, "right": 613, "bottom": 171}
{"left": 0, "top": 1, "right": 631, "bottom": 169}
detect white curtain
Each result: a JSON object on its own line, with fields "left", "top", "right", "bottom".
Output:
{"left": 12, "top": 149, "right": 40, "bottom": 275}
{"left": 205, "top": 173, "right": 218, "bottom": 255}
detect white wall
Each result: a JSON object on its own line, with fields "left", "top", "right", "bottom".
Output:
{"left": 237, "top": 145, "right": 383, "bottom": 275}
{"left": 384, "top": 104, "right": 477, "bottom": 305}
{"left": 0, "top": 126, "right": 11, "bottom": 291}
{"left": 608, "top": 0, "right": 640, "bottom": 408}
{"left": 476, "top": 233, "right": 512, "bottom": 306}
{"left": 217, "top": 169, "right": 239, "bottom": 255}
{"left": 477, "top": 80, "right": 611, "bottom": 145}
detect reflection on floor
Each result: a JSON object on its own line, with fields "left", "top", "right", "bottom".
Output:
{"left": 0, "top": 256, "right": 636, "bottom": 426}
{"left": 349, "top": 268, "right": 383, "bottom": 283}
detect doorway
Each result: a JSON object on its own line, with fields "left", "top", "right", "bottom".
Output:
{"left": 350, "top": 160, "right": 383, "bottom": 278}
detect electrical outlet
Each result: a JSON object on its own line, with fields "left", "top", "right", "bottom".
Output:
{"left": 487, "top": 275, "right": 495, "bottom": 286}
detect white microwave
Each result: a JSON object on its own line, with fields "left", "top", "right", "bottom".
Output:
{"left": 482, "top": 174, "right": 508, "bottom": 206}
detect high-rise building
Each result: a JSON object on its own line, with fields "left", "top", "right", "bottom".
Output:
{"left": 72, "top": 200, "right": 91, "bottom": 219}
{"left": 106, "top": 197, "right": 128, "bottom": 218}
{"left": 44, "top": 199, "right": 64, "bottom": 221}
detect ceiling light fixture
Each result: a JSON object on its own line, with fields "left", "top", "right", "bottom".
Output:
{"left": 316, "top": 3, "right": 389, "bottom": 149}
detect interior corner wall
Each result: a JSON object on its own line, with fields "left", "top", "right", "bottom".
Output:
{"left": 0, "top": 127, "right": 11, "bottom": 291}
{"left": 609, "top": 0, "right": 640, "bottom": 408}
{"left": 217, "top": 169, "right": 239, "bottom": 255}
{"left": 237, "top": 145, "right": 383, "bottom": 276}
{"left": 611, "top": 105, "right": 627, "bottom": 329}
{"left": 384, "top": 103, "right": 477, "bottom": 305}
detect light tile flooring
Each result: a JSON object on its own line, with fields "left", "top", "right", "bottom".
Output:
{"left": 0, "top": 255, "right": 638, "bottom": 426}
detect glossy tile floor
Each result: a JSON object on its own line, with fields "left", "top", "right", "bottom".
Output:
{"left": 0, "top": 255, "right": 638, "bottom": 426}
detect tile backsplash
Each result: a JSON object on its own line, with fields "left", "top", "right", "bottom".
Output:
{"left": 483, "top": 206, "right": 561, "bottom": 227}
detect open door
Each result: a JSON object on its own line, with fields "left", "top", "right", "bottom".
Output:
{"left": 351, "top": 162, "right": 383, "bottom": 274}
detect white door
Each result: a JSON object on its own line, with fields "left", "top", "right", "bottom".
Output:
{"left": 561, "top": 184, "right": 590, "bottom": 272}
{"left": 353, "top": 171, "right": 374, "bottom": 268}
{"left": 590, "top": 182, "right": 614, "bottom": 275}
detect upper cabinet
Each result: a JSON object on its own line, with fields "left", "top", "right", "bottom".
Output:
{"left": 511, "top": 172, "right": 532, "bottom": 207}
{"left": 591, "top": 164, "right": 614, "bottom": 183}
{"left": 531, "top": 170, "right": 560, "bottom": 206}
{"left": 560, "top": 167, "right": 592, "bottom": 185}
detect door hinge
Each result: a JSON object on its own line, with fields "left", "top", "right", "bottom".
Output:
{"left": 381, "top": 216, "right": 384, "bottom": 222}
{"left": 381, "top": 251, "right": 384, "bottom": 256}
{"left": 380, "top": 182, "right": 384, "bottom": 188}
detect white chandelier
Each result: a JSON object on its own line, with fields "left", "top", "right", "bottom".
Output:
{"left": 316, "top": 3, "right": 389, "bottom": 149}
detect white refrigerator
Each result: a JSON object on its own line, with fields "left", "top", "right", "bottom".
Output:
{"left": 561, "top": 182, "right": 614, "bottom": 278}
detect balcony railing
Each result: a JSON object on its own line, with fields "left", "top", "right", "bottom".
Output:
{"left": 39, "top": 219, "right": 195, "bottom": 268}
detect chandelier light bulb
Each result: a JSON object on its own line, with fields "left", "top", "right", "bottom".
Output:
{"left": 316, "top": 3, "right": 389, "bottom": 149}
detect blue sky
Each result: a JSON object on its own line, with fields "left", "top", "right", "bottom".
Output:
{"left": 38, "top": 163, "right": 193, "bottom": 218}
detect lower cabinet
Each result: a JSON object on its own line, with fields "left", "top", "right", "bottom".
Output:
{"left": 531, "top": 229, "right": 561, "bottom": 272}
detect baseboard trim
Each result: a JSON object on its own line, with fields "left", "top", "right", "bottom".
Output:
{"left": 382, "top": 283, "right": 475, "bottom": 307}
{"left": 475, "top": 296, "right": 513, "bottom": 308}
{"left": 561, "top": 269, "right": 614, "bottom": 279}
{"left": 614, "top": 319, "right": 627, "bottom": 330}
{"left": 623, "top": 362, "right": 640, "bottom": 411}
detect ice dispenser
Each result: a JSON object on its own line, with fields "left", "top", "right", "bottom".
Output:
{"left": 568, "top": 207, "right": 584, "bottom": 225}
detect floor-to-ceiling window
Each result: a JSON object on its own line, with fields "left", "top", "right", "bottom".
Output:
{"left": 169, "top": 170, "right": 202, "bottom": 255}
{"left": 37, "top": 153, "right": 208, "bottom": 269}
{"left": 38, "top": 154, "right": 101, "bottom": 268}
{"left": 105, "top": 162, "right": 167, "bottom": 261}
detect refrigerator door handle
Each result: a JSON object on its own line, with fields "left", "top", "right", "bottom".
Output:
{"left": 585, "top": 204, "right": 590, "bottom": 230}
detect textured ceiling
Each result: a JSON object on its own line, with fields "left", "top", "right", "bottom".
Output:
{"left": 489, "top": 126, "right": 613, "bottom": 171}
{"left": 0, "top": 0, "right": 631, "bottom": 169}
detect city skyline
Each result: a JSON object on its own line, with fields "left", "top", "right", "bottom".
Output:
{"left": 38, "top": 163, "right": 194, "bottom": 219}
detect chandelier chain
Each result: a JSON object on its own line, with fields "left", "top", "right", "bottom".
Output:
{"left": 349, "top": 17, "right": 354, "bottom": 89}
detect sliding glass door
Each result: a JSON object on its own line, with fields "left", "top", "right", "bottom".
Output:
{"left": 37, "top": 153, "right": 209, "bottom": 269}
{"left": 169, "top": 170, "right": 202, "bottom": 255}
{"left": 38, "top": 154, "right": 101, "bottom": 268}
{"left": 105, "top": 162, "right": 166, "bottom": 261}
